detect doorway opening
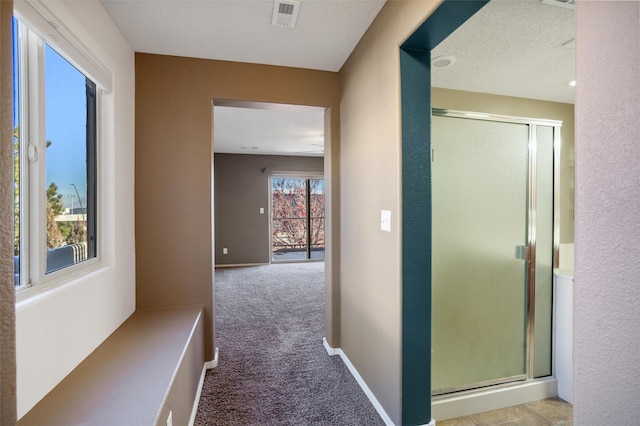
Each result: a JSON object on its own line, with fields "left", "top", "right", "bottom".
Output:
{"left": 400, "top": 0, "right": 574, "bottom": 421}
{"left": 211, "top": 99, "right": 335, "bottom": 345}
{"left": 212, "top": 100, "right": 326, "bottom": 267}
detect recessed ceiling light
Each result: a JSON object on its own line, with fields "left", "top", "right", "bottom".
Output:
{"left": 569, "top": 80, "right": 576, "bottom": 87}
{"left": 432, "top": 55, "right": 456, "bottom": 69}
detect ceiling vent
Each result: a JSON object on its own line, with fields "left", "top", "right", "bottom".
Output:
{"left": 541, "top": 0, "right": 575, "bottom": 10}
{"left": 272, "top": 0, "right": 301, "bottom": 28}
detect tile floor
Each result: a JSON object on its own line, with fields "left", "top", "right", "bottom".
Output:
{"left": 436, "top": 397, "right": 573, "bottom": 426}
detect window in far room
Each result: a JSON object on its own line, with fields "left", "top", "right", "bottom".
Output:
{"left": 271, "top": 176, "right": 325, "bottom": 262}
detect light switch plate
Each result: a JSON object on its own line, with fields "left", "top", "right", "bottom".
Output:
{"left": 381, "top": 210, "right": 391, "bottom": 232}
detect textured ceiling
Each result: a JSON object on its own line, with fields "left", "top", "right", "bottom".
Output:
{"left": 100, "top": 0, "right": 386, "bottom": 72}
{"left": 214, "top": 106, "right": 325, "bottom": 157}
{"left": 101, "top": 0, "right": 574, "bottom": 156}
{"left": 432, "top": 0, "right": 575, "bottom": 104}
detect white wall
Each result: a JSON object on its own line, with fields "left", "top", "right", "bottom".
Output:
{"left": 14, "top": 0, "right": 135, "bottom": 418}
{"left": 574, "top": 1, "right": 640, "bottom": 423}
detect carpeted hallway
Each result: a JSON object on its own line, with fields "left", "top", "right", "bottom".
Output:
{"left": 195, "top": 262, "right": 385, "bottom": 426}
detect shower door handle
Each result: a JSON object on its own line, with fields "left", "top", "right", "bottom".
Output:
{"left": 515, "top": 245, "right": 531, "bottom": 261}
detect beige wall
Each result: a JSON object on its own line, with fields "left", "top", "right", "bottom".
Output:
{"left": 432, "top": 88, "right": 575, "bottom": 243}
{"left": 1, "top": 0, "right": 17, "bottom": 422}
{"left": 214, "top": 153, "right": 324, "bottom": 265}
{"left": 574, "top": 1, "right": 640, "bottom": 423}
{"left": 339, "top": 1, "right": 442, "bottom": 423}
{"left": 135, "top": 54, "right": 341, "bottom": 359}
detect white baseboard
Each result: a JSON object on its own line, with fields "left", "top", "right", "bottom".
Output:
{"left": 204, "top": 347, "right": 219, "bottom": 369}
{"left": 189, "top": 364, "right": 208, "bottom": 426}
{"left": 322, "top": 338, "right": 340, "bottom": 356}
{"left": 322, "top": 337, "right": 551, "bottom": 425}
{"left": 189, "top": 348, "right": 219, "bottom": 426}
{"left": 323, "top": 338, "right": 395, "bottom": 426}
{"left": 215, "top": 263, "right": 268, "bottom": 268}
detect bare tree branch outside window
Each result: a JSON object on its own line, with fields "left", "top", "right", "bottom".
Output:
{"left": 271, "top": 177, "right": 324, "bottom": 257}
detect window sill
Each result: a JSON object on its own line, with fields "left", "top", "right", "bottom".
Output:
{"left": 15, "top": 257, "right": 103, "bottom": 305}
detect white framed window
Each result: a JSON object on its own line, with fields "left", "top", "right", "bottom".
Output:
{"left": 12, "top": 2, "right": 109, "bottom": 292}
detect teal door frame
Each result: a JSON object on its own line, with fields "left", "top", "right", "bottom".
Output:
{"left": 400, "top": 1, "right": 489, "bottom": 424}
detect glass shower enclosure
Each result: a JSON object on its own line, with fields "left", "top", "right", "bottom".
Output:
{"left": 431, "top": 109, "right": 560, "bottom": 395}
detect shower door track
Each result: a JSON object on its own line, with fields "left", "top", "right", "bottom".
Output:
{"left": 432, "top": 374, "right": 527, "bottom": 397}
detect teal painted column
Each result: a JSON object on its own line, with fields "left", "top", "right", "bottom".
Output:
{"left": 399, "top": 1, "right": 490, "bottom": 424}
{"left": 400, "top": 46, "right": 432, "bottom": 426}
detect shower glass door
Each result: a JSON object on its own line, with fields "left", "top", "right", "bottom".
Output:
{"left": 431, "top": 113, "right": 530, "bottom": 393}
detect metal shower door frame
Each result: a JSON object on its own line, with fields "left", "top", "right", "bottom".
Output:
{"left": 431, "top": 108, "right": 561, "bottom": 395}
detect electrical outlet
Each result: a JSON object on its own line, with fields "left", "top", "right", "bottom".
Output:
{"left": 260, "top": 207, "right": 265, "bottom": 214}
{"left": 223, "top": 247, "right": 228, "bottom": 255}
{"left": 166, "top": 411, "right": 173, "bottom": 426}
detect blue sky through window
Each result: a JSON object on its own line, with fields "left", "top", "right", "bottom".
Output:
{"left": 45, "top": 45, "right": 89, "bottom": 210}
{"left": 13, "top": 15, "right": 89, "bottom": 211}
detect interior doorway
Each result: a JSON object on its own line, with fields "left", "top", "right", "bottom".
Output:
{"left": 212, "top": 101, "right": 326, "bottom": 267}
{"left": 400, "top": 0, "right": 574, "bottom": 420}
{"left": 210, "top": 99, "right": 334, "bottom": 334}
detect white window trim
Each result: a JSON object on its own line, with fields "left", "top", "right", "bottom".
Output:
{"left": 14, "top": 0, "right": 112, "bottom": 93}
{"left": 13, "top": 6, "right": 108, "bottom": 300}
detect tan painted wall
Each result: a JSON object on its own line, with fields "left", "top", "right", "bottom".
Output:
{"left": 338, "top": 1, "right": 443, "bottom": 423}
{"left": 135, "top": 54, "right": 341, "bottom": 358}
{"left": 1, "top": 0, "right": 17, "bottom": 422}
{"left": 432, "top": 88, "right": 575, "bottom": 243}
{"left": 214, "top": 154, "right": 324, "bottom": 266}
